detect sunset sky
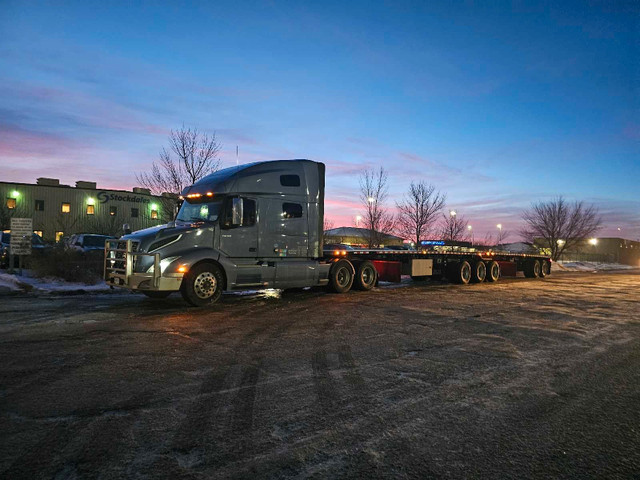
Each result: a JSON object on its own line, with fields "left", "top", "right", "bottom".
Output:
{"left": 1, "top": 0, "right": 638, "bottom": 240}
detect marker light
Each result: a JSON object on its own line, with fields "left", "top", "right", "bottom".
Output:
{"left": 177, "top": 265, "right": 188, "bottom": 273}
{"left": 187, "top": 193, "right": 202, "bottom": 198}
{"left": 206, "top": 192, "right": 214, "bottom": 197}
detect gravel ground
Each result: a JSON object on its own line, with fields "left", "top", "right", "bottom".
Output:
{"left": 0, "top": 271, "right": 639, "bottom": 479}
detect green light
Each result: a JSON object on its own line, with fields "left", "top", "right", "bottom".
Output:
{"left": 87, "top": 197, "right": 95, "bottom": 205}
{"left": 151, "top": 203, "right": 158, "bottom": 210}
{"left": 11, "top": 190, "right": 19, "bottom": 198}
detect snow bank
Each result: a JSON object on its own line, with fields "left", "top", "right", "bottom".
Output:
{"left": 553, "top": 261, "right": 637, "bottom": 272}
{"left": 0, "top": 271, "right": 110, "bottom": 294}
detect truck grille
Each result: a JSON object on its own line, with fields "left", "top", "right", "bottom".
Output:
{"left": 104, "top": 239, "right": 140, "bottom": 277}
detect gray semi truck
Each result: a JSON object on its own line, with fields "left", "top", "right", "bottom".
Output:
{"left": 104, "top": 159, "right": 551, "bottom": 306}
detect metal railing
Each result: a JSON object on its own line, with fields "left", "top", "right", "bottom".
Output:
{"left": 104, "top": 239, "right": 161, "bottom": 288}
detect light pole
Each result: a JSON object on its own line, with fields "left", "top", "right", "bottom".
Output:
{"left": 467, "top": 225, "right": 473, "bottom": 245}
{"left": 355, "top": 215, "right": 362, "bottom": 228}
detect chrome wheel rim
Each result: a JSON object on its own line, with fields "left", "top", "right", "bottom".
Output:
{"left": 362, "top": 266, "right": 375, "bottom": 286}
{"left": 491, "top": 264, "right": 499, "bottom": 279}
{"left": 337, "top": 267, "right": 351, "bottom": 287}
{"left": 461, "top": 264, "right": 471, "bottom": 282}
{"left": 194, "top": 271, "right": 217, "bottom": 299}
{"left": 534, "top": 262, "right": 541, "bottom": 276}
{"left": 477, "top": 263, "right": 486, "bottom": 280}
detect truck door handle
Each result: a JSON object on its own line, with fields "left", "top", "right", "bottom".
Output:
{"left": 249, "top": 247, "right": 256, "bottom": 252}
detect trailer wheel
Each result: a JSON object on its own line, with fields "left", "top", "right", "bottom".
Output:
{"left": 354, "top": 260, "right": 378, "bottom": 291}
{"left": 142, "top": 291, "right": 172, "bottom": 299}
{"left": 328, "top": 259, "right": 355, "bottom": 293}
{"left": 524, "top": 259, "right": 541, "bottom": 278}
{"left": 180, "top": 263, "right": 224, "bottom": 306}
{"left": 540, "top": 260, "right": 551, "bottom": 277}
{"left": 486, "top": 261, "right": 500, "bottom": 282}
{"left": 448, "top": 260, "right": 472, "bottom": 284}
{"left": 471, "top": 261, "right": 486, "bottom": 283}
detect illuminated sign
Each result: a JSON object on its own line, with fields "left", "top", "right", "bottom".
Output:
{"left": 421, "top": 240, "right": 446, "bottom": 246}
{"left": 97, "top": 191, "right": 150, "bottom": 204}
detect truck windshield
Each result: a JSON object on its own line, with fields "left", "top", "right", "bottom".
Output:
{"left": 176, "top": 198, "right": 224, "bottom": 223}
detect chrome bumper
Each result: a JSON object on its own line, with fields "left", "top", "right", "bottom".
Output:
{"left": 104, "top": 239, "right": 184, "bottom": 291}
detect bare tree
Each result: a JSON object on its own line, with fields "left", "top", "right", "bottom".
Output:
{"left": 359, "top": 167, "right": 395, "bottom": 248}
{"left": 136, "top": 125, "right": 222, "bottom": 220}
{"left": 396, "top": 182, "right": 445, "bottom": 247}
{"left": 520, "top": 197, "right": 601, "bottom": 261}
{"left": 439, "top": 211, "right": 469, "bottom": 242}
{"left": 0, "top": 203, "right": 28, "bottom": 231}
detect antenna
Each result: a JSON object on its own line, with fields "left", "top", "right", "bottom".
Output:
{"left": 236, "top": 145, "right": 239, "bottom": 165}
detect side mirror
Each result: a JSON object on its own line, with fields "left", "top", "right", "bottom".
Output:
{"left": 231, "top": 197, "right": 243, "bottom": 226}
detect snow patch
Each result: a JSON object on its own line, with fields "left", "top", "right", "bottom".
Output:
{"left": 0, "top": 271, "right": 110, "bottom": 293}
{"left": 553, "top": 261, "right": 637, "bottom": 272}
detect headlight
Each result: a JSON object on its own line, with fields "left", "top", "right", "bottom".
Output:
{"left": 147, "top": 256, "right": 180, "bottom": 274}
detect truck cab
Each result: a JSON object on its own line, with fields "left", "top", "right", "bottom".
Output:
{"left": 105, "top": 159, "right": 332, "bottom": 305}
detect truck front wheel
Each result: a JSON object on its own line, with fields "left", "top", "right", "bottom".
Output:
{"left": 328, "top": 259, "right": 355, "bottom": 293}
{"left": 180, "top": 263, "right": 224, "bottom": 306}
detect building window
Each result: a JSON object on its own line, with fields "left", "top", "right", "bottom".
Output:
{"left": 55, "top": 231, "right": 64, "bottom": 242}
{"left": 86, "top": 204, "right": 95, "bottom": 215}
{"left": 6, "top": 198, "right": 16, "bottom": 209}
{"left": 282, "top": 202, "right": 303, "bottom": 219}
{"left": 61, "top": 203, "right": 71, "bottom": 213}
{"left": 110, "top": 206, "right": 117, "bottom": 216}
{"left": 33, "top": 230, "right": 43, "bottom": 238}
{"left": 151, "top": 209, "right": 158, "bottom": 219}
{"left": 131, "top": 208, "right": 139, "bottom": 218}
{"left": 35, "top": 200, "right": 44, "bottom": 211}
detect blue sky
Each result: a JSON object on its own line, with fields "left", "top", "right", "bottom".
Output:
{"left": 1, "top": 0, "right": 638, "bottom": 239}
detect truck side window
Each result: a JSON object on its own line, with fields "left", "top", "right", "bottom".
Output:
{"left": 282, "top": 202, "right": 303, "bottom": 219}
{"left": 243, "top": 199, "right": 256, "bottom": 226}
{"left": 222, "top": 197, "right": 256, "bottom": 227}
{"left": 280, "top": 175, "right": 300, "bottom": 187}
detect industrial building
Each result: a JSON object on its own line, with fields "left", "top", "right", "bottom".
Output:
{"left": 324, "top": 227, "right": 404, "bottom": 247}
{"left": 1, "top": 178, "right": 173, "bottom": 242}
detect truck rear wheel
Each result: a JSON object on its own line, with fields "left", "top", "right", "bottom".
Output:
{"left": 524, "top": 259, "right": 541, "bottom": 278}
{"left": 142, "top": 291, "right": 172, "bottom": 299}
{"left": 471, "top": 261, "right": 486, "bottom": 283}
{"left": 180, "top": 263, "right": 224, "bottom": 306}
{"left": 448, "top": 260, "right": 471, "bottom": 284}
{"left": 540, "top": 260, "right": 551, "bottom": 277}
{"left": 354, "top": 260, "right": 377, "bottom": 291}
{"left": 328, "top": 259, "right": 355, "bottom": 293}
{"left": 486, "top": 261, "right": 500, "bottom": 282}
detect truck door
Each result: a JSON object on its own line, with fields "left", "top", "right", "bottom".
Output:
{"left": 219, "top": 196, "right": 264, "bottom": 287}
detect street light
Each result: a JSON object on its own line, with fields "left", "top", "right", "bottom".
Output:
{"left": 367, "top": 197, "right": 375, "bottom": 203}
{"left": 11, "top": 190, "right": 20, "bottom": 198}
{"left": 450, "top": 210, "right": 456, "bottom": 217}
{"left": 588, "top": 238, "right": 598, "bottom": 246}
{"left": 355, "top": 215, "right": 362, "bottom": 228}
{"left": 467, "top": 225, "right": 473, "bottom": 245}
{"left": 497, "top": 223, "right": 502, "bottom": 231}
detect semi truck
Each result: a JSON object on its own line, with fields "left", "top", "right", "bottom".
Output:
{"left": 104, "top": 159, "right": 551, "bottom": 306}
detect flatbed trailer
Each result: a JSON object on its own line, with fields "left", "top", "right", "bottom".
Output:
{"left": 320, "top": 246, "right": 551, "bottom": 292}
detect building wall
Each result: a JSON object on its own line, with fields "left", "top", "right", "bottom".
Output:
{"left": 1, "top": 181, "right": 169, "bottom": 242}
{"left": 324, "top": 233, "right": 404, "bottom": 247}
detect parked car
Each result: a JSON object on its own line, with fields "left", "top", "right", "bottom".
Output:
{"left": 66, "top": 234, "right": 116, "bottom": 253}
{"left": 0, "top": 232, "right": 51, "bottom": 268}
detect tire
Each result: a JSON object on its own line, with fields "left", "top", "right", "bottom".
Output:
{"left": 540, "top": 260, "right": 551, "bottom": 277}
{"left": 328, "top": 259, "right": 355, "bottom": 293}
{"left": 524, "top": 259, "right": 541, "bottom": 278}
{"left": 448, "top": 260, "right": 471, "bottom": 284}
{"left": 470, "top": 260, "right": 486, "bottom": 283}
{"left": 354, "top": 260, "right": 378, "bottom": 291}
{"left": 142, "top": 291, "right": 172, "bottom": 299}
{"left": 180, "top": 263, "right": 224, "bottom": 306}
{"left": 486, "top": 260, "right": 500, "bottom": 282}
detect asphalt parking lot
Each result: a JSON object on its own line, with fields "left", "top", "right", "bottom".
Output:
{"left": 1, "top": 271, "right": 639, "bottom": 479}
